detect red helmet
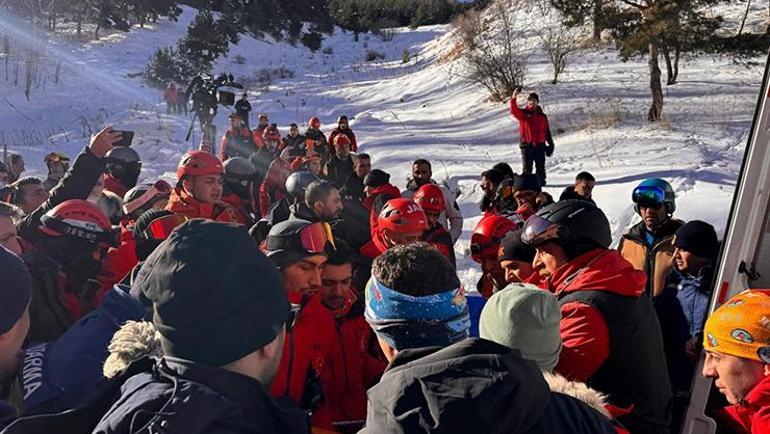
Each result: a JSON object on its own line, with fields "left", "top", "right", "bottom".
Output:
{"left": 470, "top": 215, "right": 517, "bottom": 263}
{"left": 333, "top": 134, "right": 351, "bottom": 147}
{"left": 378, "top": 198, "right": 428, "bottom": 233}
{"left": 309, "top": 116, "right": 321, "bottom": 129}
{"left": 176, "top": 151, "right": 224, "bottom": 180}
{"left": 39, "top": 199, "right": 118, "bottom": 247}
{"left": 413, "top": 184, "right": 445, "bottom": 213}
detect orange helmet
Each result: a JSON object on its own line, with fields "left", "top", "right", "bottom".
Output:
{"left": 309, "top": 116, "right": 321, "bottom": 129}
{"left": 176, "top": 151, "right": 224, "bottom": 180}
{"left": 470, "top": 215, "right": 517, "bottom": 263}
{"left": 39, "top": 199, "right": 118, "bottom": 246}
{"left": 413, "top": 184, "right": 445, "bottom": 214}
{"left": 378, "top": 198, "right": 428, "bottom": 233}
{"left": 333, "top": 134, "right": 352, "bottom": 147}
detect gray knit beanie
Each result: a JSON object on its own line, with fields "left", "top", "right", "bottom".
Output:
{"left": 479, "top": 283, "right": 562, "bottom": 372}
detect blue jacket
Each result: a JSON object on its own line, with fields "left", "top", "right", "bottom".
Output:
{"left": 654, "top": 265, "right": 713, "bottom": 393}
{"left": 19, "top": 285, "right": 147, "bottom": 415}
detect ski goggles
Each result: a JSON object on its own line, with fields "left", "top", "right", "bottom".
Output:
{"left": 123, "top": 180, "right": 172, "bottom": 215}
{"left": 267, "top": 221, "right": 336, "bottom": 255}
{"left": 40, "top": 215, "right": 120, "bottom": 247}
{"left": 632, "top": 185, "right": 665, "bottom": 207}
{"left": 143, "top": 214, "right": 189, "bottom": 241}
{"left": 521, "top": 214, "right": 564, "bottom": 246}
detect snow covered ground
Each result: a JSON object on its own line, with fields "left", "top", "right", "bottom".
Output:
{"left": 1, "top": 3, "right": 767, "bottom": 290}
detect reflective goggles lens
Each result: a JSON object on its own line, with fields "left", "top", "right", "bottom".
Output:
{"left": 521, "top": 214, "right": 562, "bottom": 246}
{"left": 470, "top": 241, "right": 495, "bottom": 255}
{"left": 144, "top": 214, "right": 188, "bottom": 241}
{"left": 632, "top": 185, "right": 665, "bottom": 207}
{"left": 124, "top": 180, "right": 172, "bottom": 215}
{"left": 299, "top": 221, "right": 336, "bottom": 254}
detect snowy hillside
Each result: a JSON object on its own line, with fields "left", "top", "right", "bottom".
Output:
{"left": 1, "top": 3, "right": 767, "bottom": 290}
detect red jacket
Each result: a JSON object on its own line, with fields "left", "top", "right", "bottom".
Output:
{"left": 163, "top": 87, "right": 178, "bottom": 103}
{"left": 541, "top": 248, "right": 647, "bottom": 382}
{"left": 510, "top": 99, "right": 551, "bottom": 145}
{"left": 165, "top": 187, "right": 239, "bottom": 223}
{"left": 717, "top": 374, "right": 770, "bottom": 434}
{"left": 422, "top": 224, "right": 455, "bottom": 268}
{"left": 96, "top": 222, "right": 137, "bottom": 295}
{"left": 363, "top": 184, "right": 401, "bottom": 236}
{"left": 221, "top": 192, "right": 254, "bottom": 226}
{"left": 103, "top": 174, "right": 129, "bottom": 198}
{"left": 258, "top": 157, "right": 292, "bottom": 217}
{"left": 327, "top": 289, "right": 386, "bottom": 425}
{"left": 270, "top": 293, "right": 345, "bottom": 430}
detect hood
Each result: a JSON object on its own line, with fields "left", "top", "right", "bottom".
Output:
{"left": 103, "top": 320, "right": 162, "bottom": 379}
{"left": 362, "top": 183, "right": 401, "bottom": 211}
{"left": 542, "top": 371, "right": 610, "bottom": 417}
{"left": 364, "top": 338, "right": 550, "bottom": 434}
{"left": 544, "top": 249, "right": 646, "bottom": 298}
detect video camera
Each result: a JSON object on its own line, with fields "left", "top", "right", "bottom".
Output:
{"left": 185, "top": 73, "right": 243, "bottom": 119}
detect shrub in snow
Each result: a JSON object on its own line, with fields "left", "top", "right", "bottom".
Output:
{"left": 365, "top": 50, "right": 385, "bottom": 62}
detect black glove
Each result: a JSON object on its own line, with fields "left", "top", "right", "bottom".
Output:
{"left": 545, "top": 144, "right": 555, "bottom": 157}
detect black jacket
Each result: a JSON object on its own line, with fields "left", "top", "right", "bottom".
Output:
{"left": 2, "top": 357, "right": 310, "bottom": 434}
{"left": 340, "top": 173, "right": 365, "bottom": 204}
{"left": 282, "top": 134, "right": 307, "bottom": 157}
{"left": 326, "top": 154, "right": 354, "bottom": 188}
{"left": 362, "top": 338, "right": 619, "bottom": 434}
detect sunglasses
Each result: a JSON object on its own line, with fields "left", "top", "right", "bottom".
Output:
{"left": 124, "top": 180, "right": 172, "bottom": 215}
{"left": 143, "top": 214, "right": 189, "bottom": 241}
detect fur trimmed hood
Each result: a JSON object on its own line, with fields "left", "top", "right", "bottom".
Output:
{"left": 103, "top": 320, "right": 162, "bottom": 378}
{"left": 543, "top": 370, "right": 610, "bottom": 418}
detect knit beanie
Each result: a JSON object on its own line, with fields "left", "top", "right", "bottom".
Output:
{"left": 134, "top": 219, "right": 289, "bottom": 367}
{"left": 704, "top": 290, "right": 770, "bottom": 363}
{"left": 0, "top": 246, "right": 31, "bottom": 334}
{"left": 479, "top": 283, "right": 562, "bottom": 372}
{"left": 674, "top": 220, "right": 719, "bottom": 259}
{"left": 364, "top": 169, "right": 390, "bottom": 188}
{"left": 513, "top": 174, "right": 541, "bottom": 193}
{"left": 498, "top": 230, "right": 536, "bottom": 263}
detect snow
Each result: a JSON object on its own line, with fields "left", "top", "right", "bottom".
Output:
{"left": 0, "top": 3, "right": 767, "bottom": 291}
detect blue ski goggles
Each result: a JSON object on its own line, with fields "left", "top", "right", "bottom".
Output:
{"left": 632, "top": 185, "right": 665, "bottom": 207}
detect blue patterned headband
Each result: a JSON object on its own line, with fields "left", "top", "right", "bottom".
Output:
{"left": 364, "top": 276, "right": 470, "bottom": 350}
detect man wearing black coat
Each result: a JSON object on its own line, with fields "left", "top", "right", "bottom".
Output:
{"left": 361, "top": 243, "right": 621, "bottom": 434}
{"left": 2, "top": 220, "right": 309, "bottom": 434}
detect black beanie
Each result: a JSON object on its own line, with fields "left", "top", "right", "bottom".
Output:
{"left": 674, "top": 220, "right": 719, "bottom": 259}
{"left": 134, "top": 219, "right": 289, "bottom": 367}
{"left": 266, "top": 219, "right": 321, "bottom": 269}
{"left": 498, "top": 230, "right": 536, "bottom": 263}
{"left": 513, "top": 174, "right": 541, "bottom": 193}
{"left": 0, "top": 246, "right": 31, "bottom": 334}
{"left": 364, "top": 169, "right": 390, "bottom": 188}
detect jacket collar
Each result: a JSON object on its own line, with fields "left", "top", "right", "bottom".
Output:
{"left": 544, "top": 248, "right": 646, "bottom": 298}
{"left": 625, "top": 219, "right": 683, "bottom": 245}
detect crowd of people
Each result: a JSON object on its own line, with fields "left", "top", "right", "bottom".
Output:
{"left": 0, "top": 92, "right": 767, "bottom": 434}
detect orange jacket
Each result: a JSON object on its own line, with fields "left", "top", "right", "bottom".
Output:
{"left": 165, "top": 187, "right": 239, "bottom": 223}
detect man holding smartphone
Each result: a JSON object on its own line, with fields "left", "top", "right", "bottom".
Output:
{"left": 510, "top": 88, "right": 555, "bottom": 187}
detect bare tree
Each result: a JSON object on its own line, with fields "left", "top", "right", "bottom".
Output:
{"left": 534, "top": 0, "right": 583, "bottom": 84}
{"left": 453, "top": 0, "right": 530, "bottom": 102}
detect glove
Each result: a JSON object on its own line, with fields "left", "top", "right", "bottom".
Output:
{"left": 545, "top": 144, "right": 555, "bottom": 157}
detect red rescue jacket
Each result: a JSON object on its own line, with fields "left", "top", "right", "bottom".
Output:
{"left": 422, "top": 224, "right": 456, "bottom": 268}
{"left": 510, "top": 100, "right": 551, "bottom": 145}
{"left": 96, "top": 221, "right": 137, "bottom": 296}
{"left": 270, "top": 292, "right": 345, "bottom": 430}
{"left": 541, "top": 248, "right": 646, "bottom": 382}
{"left": 221, "top": 192, "right": 254, "bottom": 226}
{"left": 258, "top": 158, "right": 292, "bottom": 217}
{"left": 717, "top": 374, "right": 770, "bottom": 434}
{"left": 165, "top": 187, "right": 239, "bottom": 223}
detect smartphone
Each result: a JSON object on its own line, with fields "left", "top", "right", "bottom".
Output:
{"left": 114, "top": 131, "right": 134, "bottom": 147}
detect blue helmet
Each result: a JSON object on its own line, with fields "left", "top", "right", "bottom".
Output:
{"left": 632, "top": 178, "right": 675, "bottom": 214}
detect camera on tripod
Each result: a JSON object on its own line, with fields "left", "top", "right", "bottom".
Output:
{"left": 185, "top": 73, "right": 243, "bottom": 119}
